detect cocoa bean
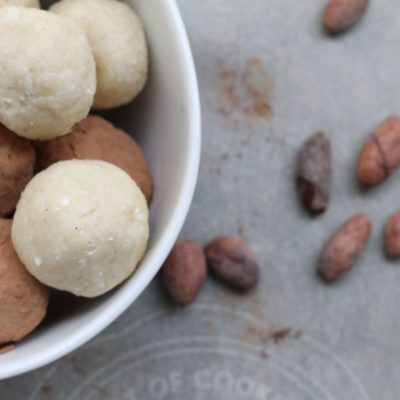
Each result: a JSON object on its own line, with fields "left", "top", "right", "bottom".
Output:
{"left": 318, "top": 214, "right": 371, "bottom": 282}
{"left": 323, "top": 0, "right": 369, "bottom": 34}
{"left": 205, "top": 236, "right": 259, "bottom": 292}
{"left": 384, "top": 211, "right": 400, "bottom": 259}
{"left": 357, "top": 116, "right": 400, "bottom": 186}
{"left": 162, "top": 240, "right": 207, "bottom": 306}
{"left": 297, "top": 132, "right": 331, "bottom": 214}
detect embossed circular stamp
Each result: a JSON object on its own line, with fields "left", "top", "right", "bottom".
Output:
{"left": 29, "top": 304, "right": 370, "bottom": 400}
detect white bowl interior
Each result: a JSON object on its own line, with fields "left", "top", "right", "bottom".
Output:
{"left": 0, "top": 0, "right": 200, "bottom": 379}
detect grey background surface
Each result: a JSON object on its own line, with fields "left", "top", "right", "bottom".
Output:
{"left": 1, "top": 0, "right": 400, "bottom": 398}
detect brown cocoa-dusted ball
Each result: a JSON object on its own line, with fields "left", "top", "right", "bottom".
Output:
{"left": 35, "top": 115, "right": 154, "bottom": 203}
{"left": 0, "top": 219, "right": 49, "bottom": 348}
{"left": 0, "top": 124, "right": 36, "bottom": 216}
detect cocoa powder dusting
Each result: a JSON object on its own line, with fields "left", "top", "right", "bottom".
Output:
{"left": 217, "top": 58, "right": 273, "bottom": 118}
{"left": 217, "top": 68, "right": 240, "bottom": 116}
{"left": 210, "top": 165, "right": 222, "bottom": 175}
{"left": 245, "top": 323, "right": 270, "bottom": 342}
{"left": 220, "top": 152, "right": 230, "bottom": 161}
{"left": 72, "top": 358, "right": 87, "bottom": 376}
{"left": 95, "top": 386, "right": 110, "bottom": 399}
{"left": 242, "top": 58, "right": 273, "bottom": 118}
{"left": 245, "top": 323, "right": 302, "bottom": 345}
{"left": 271, "top": 328, "right": 292, "bottom": 343}
{"left": 41, "top": 383, "right": 53, "bottom": 395}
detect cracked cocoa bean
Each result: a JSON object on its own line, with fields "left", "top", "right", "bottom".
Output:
{"left": 318, "top": 214, "right": 371, "bottom": 282}
{"left": 205, "top": 236, "right": 259, "bottom": 292}
{"left": 384, "top": 211, "right": 400, "bottom": 259}
{"left": 357, "top": 116, "right": 400, "bottom": 186}
{"left": 323, "top": 0, "right": 369, "bottom": 34}
{"left": 162, "top": 240, "right": 207, "bottom": 306}
{"left": 296, "top": 132, "right": 331, "bottom": 214}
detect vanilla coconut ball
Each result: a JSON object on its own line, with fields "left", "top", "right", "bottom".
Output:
{"left": 0, "top": 0, "right": 39, "bottom": 7}
{"left": 50, "top": 0, "right": 148, "bottom": 110}
{"left": 0, "top": 7, "right": 96, "bottom": 140}
{"left": 12, "top": 160, "right": 149, "bottom": 297}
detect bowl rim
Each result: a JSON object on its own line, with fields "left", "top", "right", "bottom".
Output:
{"left": 1, "top": 0, "right": 200, "bottom": 380}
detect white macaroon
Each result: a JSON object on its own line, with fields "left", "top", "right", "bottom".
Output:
{"left": 0, "top": 7, "right": 96, "bottom": 140}
{"left": 50, "top": 0, "right": 148, "bottom": 110}
{"left": 0, "top": 0, "right": 39, "bottom": 7}
{"left": 12, "top": 160, "right": 149, "bottom": 298}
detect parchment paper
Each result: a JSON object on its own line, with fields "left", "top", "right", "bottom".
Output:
{"left": 2, "top": 1, "right": 399, "bottom": 399}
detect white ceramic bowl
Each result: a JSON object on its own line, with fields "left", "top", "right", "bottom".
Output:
{"left": 0, "top": 0, "right": 200, "bottom": 380}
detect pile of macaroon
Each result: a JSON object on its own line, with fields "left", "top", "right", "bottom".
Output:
{"left": 0, "top": 0, "right": 153, "bottom": 351}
